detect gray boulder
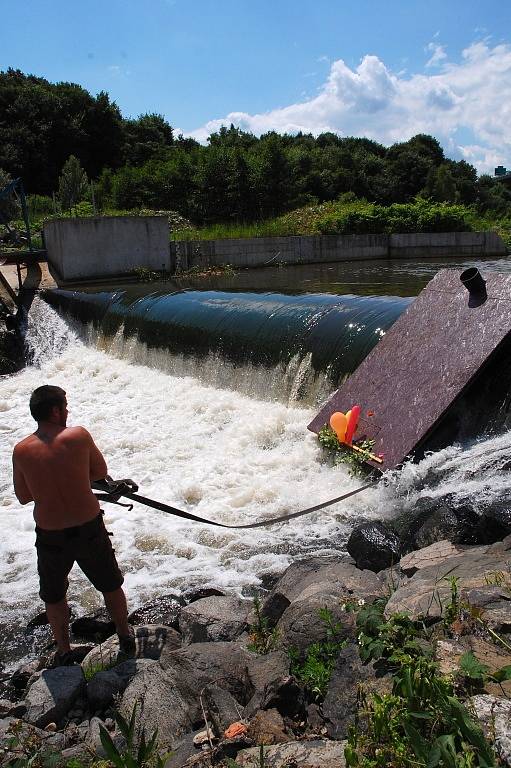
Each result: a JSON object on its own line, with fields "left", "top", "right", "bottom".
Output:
{"left": 85, "top": 716, "right": 125, "bottom": 758}
{"left": 384, "top": 546, "right": 510, "bottom": 619}
{"left": 71, "top": 608, "right": 115, "bottom": 642}
{"left": 10, "top": 658, "right": 48, "bottom": 692}
{"left": 81, "top": 624, "right": 180, "bottom": 675}
{"left": 179, "top": 596, "right": 250, "bottom": 644}
{"left": 128, "top": 594, "right": 182, "bottom": 630}
{"left": 261, "top": 556, "right": 383, "bottom": 626}
{"left": 24, "top": 666, "right": 84, "bottom": 728}
{"left": 470, "top": 694, "right": 511, "bottom": 766}
{"left": 121, "top": 642, "right": 291, "bottom": 748}
{"left": 399, "top": 540, "right": 467, "bottom": 576}
{"left": 276, "top": 588, "right": 358, "bottom": 658}
{"left": 236, "top": 739, "right": 347, "bottom": 767}
{"left": 86, "top": 659, "right": 156, "bottom": 710}
{"left": 204, "top": 684, "right": 243, "bottom": 737}
{"left": 323, "top": 645, "right": 392, "bottom": 740}
{"left": 86, "top": 670, "right": 125, "bottom": 711}
{"left": 242, "top": 651, "right": 291, "bottom": 718}
{"left": 347, "top": 521, "right": 401, "bottom": 572}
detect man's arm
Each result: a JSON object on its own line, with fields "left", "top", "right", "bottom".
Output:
{"left": 86, "top": 430, "right": 108, "bottom": 481}
{"left": 12, "top": 449, "right": 34, "bottom": 505}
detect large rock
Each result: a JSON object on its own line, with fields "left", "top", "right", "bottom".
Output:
{"left": 71, "top": 608, "right": 115, "bottom": 642}
{"left": 120, "top": 642, "right": 256, "bottom": 747}
{"left": 24, "top": 667, "right": 85, "bottom": 728}
{"left": 276, "top": 589, "right": 357, "bottom": 658}
{"left": 384, "top": 547, "right": 511, "bottom": 619}
{"left": 128, "top": 594, "right": 182, "bottom": 630}
{"left": 347, "top": 522, "right": 401, "bottom": 572}
{"left": 247, "top": 709, "right": 288, "bottom": 745}
{"left": 261, "top": 556, "right": 383, "bottom": 626}
{"left": 85, "top": 716, "right": 125, "bottom": 758}
{"left": 399, "top": 540, "right": 467, "bottom": 576}
{"left": 203, "top": 684, "right": 243, "bottom": 737}
{"left": 236, "top": 739, "right": 347, "bottom": 767}
{"left": 86, "top": 669, "right": 126, "bottom": 710}
{"left": 470, "top": 695, "right": 511, "bottom": 766}
{"left": 322, "top": 645, "right": 392, "bottom": 740}
{"left": 242, "top": 651, "right": 291, "bottom": 718}
{"left": 11, "top": 658, "right": 48, "bottom": 692}
{"left": 179, "top": 596, "right": 250, "bottom": 644}
{"left": 480, "top": 500, "right": 511, "bottom": 542}
{"left": 121, "top": 643, "right": 291, "bottom": 748}
{"left": 435, "top": 636, "right": 511, "bottom": 677}
{"left": 81, "top": 624, "right": 180, "bottom": 674}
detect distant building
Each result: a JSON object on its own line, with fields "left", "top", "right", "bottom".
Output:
{"left": 495, "top": 165, "right": 508, "bottom": 176}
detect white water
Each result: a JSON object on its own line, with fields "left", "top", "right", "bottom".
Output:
{"left": 1, "top": 299, "right": 510, "bottom": 665}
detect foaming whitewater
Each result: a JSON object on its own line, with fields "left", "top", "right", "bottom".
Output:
{"left": 1, "top": 298, "right": 510, "bottom": 669}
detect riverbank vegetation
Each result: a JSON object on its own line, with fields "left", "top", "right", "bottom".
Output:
{"left": 1, "top": 69, "right": 511, "bottom": 249}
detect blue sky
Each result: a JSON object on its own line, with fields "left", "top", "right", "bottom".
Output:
{"left": 2, "top": 0, "right": 511, "bottom": 172}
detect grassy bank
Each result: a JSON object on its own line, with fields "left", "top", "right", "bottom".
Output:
{"left": 6, "top": 196, "right": 511, "bottom": 253}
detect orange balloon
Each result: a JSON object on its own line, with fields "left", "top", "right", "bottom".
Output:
{"left": 330, "top": 411, "right": 348, "bottom": 442}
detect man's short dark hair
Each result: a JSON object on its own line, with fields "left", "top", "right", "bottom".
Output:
{"left": 29, "top": 386, "right": 66, "bottom": 422}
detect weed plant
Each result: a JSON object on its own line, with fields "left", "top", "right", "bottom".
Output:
{"left": 346, "top": 598, "right": 498, "bottom": 767}
{"left": 99, "top": 703, "right": 168, "bottom": 768}
{"left": 247, "top": 597, "right": 279, "bottom": 655}
{"left": 288, "top": 606, "right": 347, "bottom": 701}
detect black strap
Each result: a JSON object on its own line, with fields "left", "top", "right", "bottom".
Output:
{"left": 93, "top": 482, "right": 377, "bottom": 529}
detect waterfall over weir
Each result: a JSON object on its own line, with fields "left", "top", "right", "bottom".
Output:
{"left": 0, "top": 283, "right": 510, "bottom": 674}
{"left": 43, "top": 287, "right": 410, "bottom": 404}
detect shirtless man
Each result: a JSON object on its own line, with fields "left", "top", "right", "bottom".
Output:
{"left": 12, "top": 385, "right": 134, "bottom": 664}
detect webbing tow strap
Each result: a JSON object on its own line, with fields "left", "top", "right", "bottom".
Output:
{"left": 94, "top": 482, "right": 378, "bottom": 529}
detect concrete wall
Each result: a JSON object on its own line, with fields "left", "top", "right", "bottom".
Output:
{"left": 44, "top": 216, "right": 170, "bottom": 281}
{"left": 172, "top": 231, "right": 507, "bottom": 272}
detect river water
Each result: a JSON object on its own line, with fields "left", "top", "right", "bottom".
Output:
{"left": 1, "top": 256, "right": 510, "bottom": 672}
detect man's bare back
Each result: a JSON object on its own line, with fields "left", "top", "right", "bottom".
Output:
{"left": 12, "top": 385, "right": 133, "bottom": 662}
{"left": 13, "top": 414, "right": 108, "bottom": 530}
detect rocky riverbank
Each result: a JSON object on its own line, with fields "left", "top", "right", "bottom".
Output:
{"left": 2, "top": 526, "right": 511, "bottom": 768}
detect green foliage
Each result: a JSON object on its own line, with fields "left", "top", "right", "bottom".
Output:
{"left": 58, "top": 155, "right": 89, "bottom": 212}
{"left": 3, "top": 69, "right": 510, "bottom": 234}
{"left": 3, "top": 720, "right": 62, "bottom": 768}
{"left": 444, "top": 575, "right": 462, "bottom": 627}
{"left": 83, "top": 657, "right": 116, "bottom": 682}
{"left": 318, "top": 425, "right": 376, "bottom": 477}
{"left": 247, "top": 596, "right": 280, "bottom": 655}
{"left": 27, "top": 194, "right": 55, "bottom": 221}
{"left": 346, "top": 662, "right": 496, "bottom": 767}
{"left": 289, "top": 606, "right": 347, "bottom": 700}
{"left": 99, "top": 702, "right": 168, "bottom": 768}
{"left": 130, "top": 266, "right": 163, "bottom": 282}
{"left": 316, "top": 198, "right": 471, "bottom": 235}
{"left": 346, "top": 600, "right": 497, "bottom": 768}
{"left": 356, "top": 598, "right": 429, "bottom": 666}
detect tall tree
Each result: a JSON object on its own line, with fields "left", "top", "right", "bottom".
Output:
{"left": 58, "top": 155, "right": 89, "bottom": 211}
{"left": 123, "top": 113, "right": 174, "bottom": 166}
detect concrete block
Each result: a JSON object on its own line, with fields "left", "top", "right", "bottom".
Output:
{"left": 44, "top": 216, "right": 170, "bottom": 281}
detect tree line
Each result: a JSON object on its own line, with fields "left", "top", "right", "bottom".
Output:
{"left": 1, "top": 68, "right": 510, "bottom": 226}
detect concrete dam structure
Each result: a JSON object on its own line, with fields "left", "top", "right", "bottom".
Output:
{"left": 42, "top": 216, "right": 507, "bottom": 283}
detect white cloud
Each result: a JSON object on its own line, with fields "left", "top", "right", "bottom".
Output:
{"left": 187, "top": 41, "right": 511, "bottom": 174}
{"left": 425, "top": 42, "right": 447, "bottom": 68}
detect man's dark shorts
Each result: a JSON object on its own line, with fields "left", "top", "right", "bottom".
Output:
{"left": 35, "top": 513, "right": 124, "bottom": 604}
